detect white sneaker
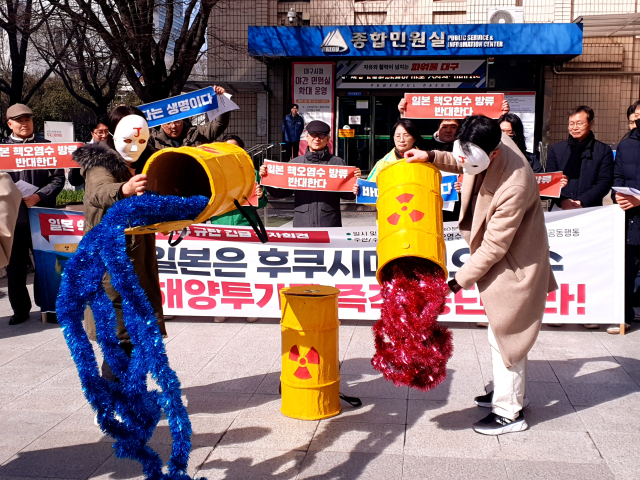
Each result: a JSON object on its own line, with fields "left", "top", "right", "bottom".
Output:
{"left": 607, "top": 324, "right": 631, "bottom": 334}
{"left": 247, "top": 317, "right": 259, "bottom": 323}
{"left": 214, "top": 317, "right": 228, "bottom": 323}
{"left": 473, "top": 412, "right": 528, "bottom": 436}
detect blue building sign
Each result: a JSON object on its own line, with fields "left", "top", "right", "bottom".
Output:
{"left": 248, "top": 23, "right": 583, "bottom": 59}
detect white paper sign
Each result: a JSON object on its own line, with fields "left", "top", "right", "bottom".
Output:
{"left": 15, "top": 180, "right": 38, "bottom": 197}
{"left": 206, "top": 93, "right": 240, "bottom": 122}
{"left": 348, "top": 115, "right": 361, "bottom": 125}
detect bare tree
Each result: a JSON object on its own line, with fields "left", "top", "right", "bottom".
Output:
{"left": 0, "top": 0, "right": 70, "bottom": 105}
{"left": 46, "top": 0, "right": 228, "bottom": 102}
{"left": 35, "top": 12, "right": 124, "bottom": 115}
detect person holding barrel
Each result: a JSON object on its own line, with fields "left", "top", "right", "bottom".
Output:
{"left": 404, "top": 115, "right": 557, "bottom": 436}
{"left": 72, "top": 105, "right": 165, "bottom": 384}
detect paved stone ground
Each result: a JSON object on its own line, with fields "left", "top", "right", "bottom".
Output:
{"left": 1, "top": 275, "right": 640, "bottom": 479}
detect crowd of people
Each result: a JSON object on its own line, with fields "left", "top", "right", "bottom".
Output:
{"left": 3, "top": 87, "right": 640, "bottom": 436}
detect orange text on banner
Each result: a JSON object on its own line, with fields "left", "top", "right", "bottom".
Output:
{"left": 260, "top": 159, "right": 357, "bottom": 192}
{"left": 0, "top": 143, "right": 83, "bottom": 171}
{"left": 404, "top": 93, "right": 504, "bottom": 119}
{"left": 536, "top": 171, "right": 564, "bottom": 198}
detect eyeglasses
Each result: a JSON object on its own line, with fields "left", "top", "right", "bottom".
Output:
{"left": 165, "top": 120, "right": 183, "bottom": 127}
{"left": 93, "top": 129, "right": 109, "bottom": 135}
{"left": 393, "top": 134, "right": 413, "bottom": 140}
{"left": 569, "top": 121, "right": 588, "bottom": 128}
{"left": 308, "top": 133, "right": 327, "bottom": 139}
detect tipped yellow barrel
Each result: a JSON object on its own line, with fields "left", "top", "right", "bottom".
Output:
{"left": 126, "top": 142, "right": 255, "bottom": 234}
{"left": 280, "top": 285, "right": 341, "bottom": 420}
{"left": 376, "top": 161, "right": 447, "bottom": 282}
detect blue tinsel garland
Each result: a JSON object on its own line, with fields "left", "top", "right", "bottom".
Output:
{"left": 56, "top": 193, "right": 210, "bottom": 480}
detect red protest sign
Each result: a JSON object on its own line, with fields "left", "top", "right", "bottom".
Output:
{"left": 260, "top": 160, "right": 356, "bottom": 192}
{"left": 0, "top": 143, "right": 82, "bottom": 171}
{"left": 404, "top": 93, "right": 504, "bottom": 119}
{"left": 38, "top": 212, "right": 84, "bottom": 242}
{"left": 536, "top": 171, "right": 564, "bottom": 198}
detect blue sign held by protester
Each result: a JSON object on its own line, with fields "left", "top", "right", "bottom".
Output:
{"left": 441, "top": 175, "right": 459, "bottom": 202}
{"left": 139, "top": 87, "right": 219, "bottom": 128}
{"left": 356, "top": 179, "right": 379, "bottom": 204}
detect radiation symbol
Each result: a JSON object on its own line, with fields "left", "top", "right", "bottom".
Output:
{"left": 289, "top": 345, "right": 320, "bottom": 380}
{"left": 387, "top": 193, "right": 424, "bottom": 225}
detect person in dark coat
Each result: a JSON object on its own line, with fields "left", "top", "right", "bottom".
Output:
{"left": 2, "top": 103, "right": 64, "bottom": 325}
{"left": 72, "top": 105, "right": 165, "bottom": 382}
{"left": 498, "top": 113, "right": 543, "bottom": 173}
{"left": 611, "top": 122, "right": 640, "bottom": 334}
{"left": 260, "top": 120, "right": 361, "bottom": 227}
{"left": 546, "top": 106, "right": 614, "bottom": 211}
{"left": 282, "top": 104, "right": 304, "bottom": 161}
{"left": 146, "top": 85, "right": 229, "bottom": 153}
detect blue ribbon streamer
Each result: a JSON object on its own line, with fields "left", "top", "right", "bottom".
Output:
{"left": 56, "top": 193, "right": 209, "bottom": 480}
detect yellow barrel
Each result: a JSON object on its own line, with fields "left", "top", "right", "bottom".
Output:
{"left": 280, "top": 285, "right": 341, "bottom": 420}
{"left": 376, "top": 161, "right": 447, "bottom": 283}
{"left": 126, "top": 142, "right": 255, "bottom": 234}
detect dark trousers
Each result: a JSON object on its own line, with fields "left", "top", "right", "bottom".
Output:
{"left": 284, "top": 141, "right": 300, "bottom": 161}
{"left": 625, "top": 244, "right": 640, "bottom": 324}
{"left": 101, "top": 342, "right": 134, "bottom": 382}
{"left": 7, "top": 224, "right": 39, "bottom": 316}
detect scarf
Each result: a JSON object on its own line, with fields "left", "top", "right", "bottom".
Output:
{"left": 564, "top": 131, "right": 594, "bottom": 180}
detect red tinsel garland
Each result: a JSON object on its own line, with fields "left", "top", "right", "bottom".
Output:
{"left": 371, "top": 257, "right": 453, "bottom": 391}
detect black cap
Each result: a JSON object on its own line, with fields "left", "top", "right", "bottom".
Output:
{"left": 306, "top": 120, "right": 331, "bottom": 135}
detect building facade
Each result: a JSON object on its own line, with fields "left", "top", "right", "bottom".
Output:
{"left": 205, "top": 0, "right": 640, "bottom": 167}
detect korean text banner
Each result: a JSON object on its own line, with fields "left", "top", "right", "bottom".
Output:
{"left": 28, "top": 207, "right": 84, "bottom": 313}
{"left": 358, "top": 176, "right": 459, "bottom": 207}
{"left": 404, "top": 93, "right": 504, "bottom": 119}
{"left": 157, "top": 206, "right": 622, "bottom": 323}
{"left": 139, "top": 87, "right": 219, "bottom": 128}
{"left": 261, "top": 160, "right": 356, "bottom": 192}
{"left": 248, "top": 24, "right": 583, "bottom": 58}
{"left": 536, "top": 171, "right": 564, "bottom": 198}
{"left": 293, "top": 62, "right": 335, "bottom": 156}
{"left": 0, "top": 143, "right": 82, "bottom": 171}
{"left": 32, "top": 205, "right": 623, "bottom": 324}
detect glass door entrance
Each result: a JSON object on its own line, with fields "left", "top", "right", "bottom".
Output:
{"left": 336, "top": 96, "right": 372, "bottom": 170}
{"left": 337, "top": 93, "right": 440, "bottom": 173}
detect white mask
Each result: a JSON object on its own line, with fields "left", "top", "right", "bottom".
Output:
{"left": 113, "top": 115, "right": 149, "bottom": 163}
{"left": 452, "top": 140, "right": 494, "bottom": 175}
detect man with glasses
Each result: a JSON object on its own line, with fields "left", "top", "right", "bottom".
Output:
{"left": 89, "top": 116, "right": 110, "bottom": 143}
{"left": 2, "top": 103, "right": 64, "bottom": 325}
{"left": 546, "top": 106, "right": 613, "bottom": 211}
{"left": 259, "top": 120, "right": 361, "bottom": 227}
{"left": 545, "top": 106, "right": 613, "bottom": 330}
{"left": 147, "top": 85, "right": 230, "bottom": 151}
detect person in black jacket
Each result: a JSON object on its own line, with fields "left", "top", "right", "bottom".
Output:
{"left": 259, "top": 120, "right": 360, "bottom": 227}
{"left": 612, "top": 122, "right": 640, "bottom": 334}
{"left": 2, "top": 104, "right": 64, "bottom": 325}
{"left": 546, "top": 106, "right": 614, "bottom": 211}
{"left": 498, "top": 113, "right": 543, "bottom": 173}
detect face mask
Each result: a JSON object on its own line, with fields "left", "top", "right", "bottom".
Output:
{"left": 113, "top": 115, "right": 149, "bottom": 163}
{"left": 452, "top": 140, "right": 493, "bottom": 175}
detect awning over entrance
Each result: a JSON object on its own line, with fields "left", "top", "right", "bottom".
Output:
{"left": 574, "top": 14, "right": 640, "bottom": 38}
{"left": 248, "top": 23, "right": 583, "bottom": 62}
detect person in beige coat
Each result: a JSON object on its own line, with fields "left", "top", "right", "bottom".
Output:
{"left": 405, "top": 115, "right": 557, "bottom": 435}
{"left": 0, "top": 174, "right": 22, "bottom": 268}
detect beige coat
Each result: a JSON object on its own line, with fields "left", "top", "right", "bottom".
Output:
{"left": 434, "top": 134, "right": 558, "bottom": 367}
{"left": 0, "top": 173, "right": 22, "bottom": 268}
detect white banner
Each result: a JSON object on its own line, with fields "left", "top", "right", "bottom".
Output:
{"left": 158, "top": 206, "right": 625, "bottom": 324}
{"left": 292, "top": 62, "right": 335, "bottom": 155}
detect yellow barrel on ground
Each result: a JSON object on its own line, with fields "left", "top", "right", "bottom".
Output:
{"left": 280, "top": 285, "right": 341, "bottom": 420}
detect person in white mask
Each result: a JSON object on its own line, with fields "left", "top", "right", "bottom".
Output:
{"left": 71, "top": 106, "right": 166, "bottom": 385}
{"left": 404, "top": 115, "right": 557, "bottom": 436}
